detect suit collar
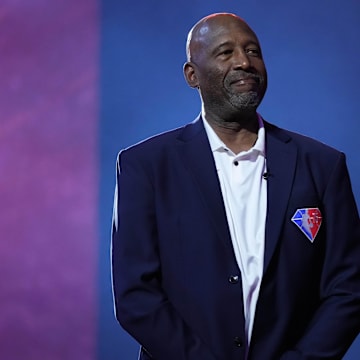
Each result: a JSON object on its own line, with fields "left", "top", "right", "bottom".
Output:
{"left": 176, "top": 117, "right": 237, "bottom": 262}
{"left": 263, "top": 121, "right": 297, "bottom": 273}
{"left": 177, "top": 117, "right": 298, "bottom": 275}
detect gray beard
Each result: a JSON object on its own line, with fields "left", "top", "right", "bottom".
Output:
{"left": 228, "top": 91, "right": 261, "bottom": 111}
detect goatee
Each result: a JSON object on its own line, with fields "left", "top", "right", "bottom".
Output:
{"left": 229, "top": 91, "right": 261, "bottom": 111}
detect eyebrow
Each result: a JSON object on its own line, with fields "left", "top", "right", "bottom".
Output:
{"left": 211, "top": 40, "right": 260, "bottom": 54}
{"left": 211, "top": 41, "right": 233, "bottom": 55}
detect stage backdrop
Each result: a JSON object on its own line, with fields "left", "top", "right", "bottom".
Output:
{"left": 100, "top": 1, "right": 360, "bottom": 359}
{"left": 1, "top": 0, "right": 359, "bottom": 359}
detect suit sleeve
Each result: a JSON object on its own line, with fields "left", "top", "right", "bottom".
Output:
{"left": 111, "top": 150, "right": 218, "bottom": 360}
{"left": 281, "top": 153, "right": 360, "bottom": 359}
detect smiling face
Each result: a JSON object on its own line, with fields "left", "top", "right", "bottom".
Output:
{"left": 184, "top": 14, "right": 267, "bottom": 121}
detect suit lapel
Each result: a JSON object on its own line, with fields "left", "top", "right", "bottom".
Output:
{"left": 263, "top": 122, "right": 297, "bottom": 273}
{"left": 176, "top": 118, "right": 298, "bottom": 275}
{"left": 176, "top": 117, "right": 234, "bottom": 256}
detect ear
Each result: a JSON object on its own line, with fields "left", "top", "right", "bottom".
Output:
{"left": 183, "top": 62, "right": 199, "bottom": 88}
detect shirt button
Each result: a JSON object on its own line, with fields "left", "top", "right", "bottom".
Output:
{"left": 228, "top": 275, "right": 239, "bottom": 284}
{"left": 233, "top": 160, "right": 239, "bottom": 166}
{"left": 233, "top": 336, "right": 243, "bottom": 347}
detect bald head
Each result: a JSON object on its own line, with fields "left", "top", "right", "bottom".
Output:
{"left": 186, "top": 13, "right": 256, "bottom": 62}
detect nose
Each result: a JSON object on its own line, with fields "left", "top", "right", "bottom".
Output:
{"left": 232, "top": 49, "right": 250, "bottom": 70}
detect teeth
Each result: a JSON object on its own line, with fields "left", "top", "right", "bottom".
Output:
{"left": 239, "top": 80, "right": 245, "bottom": 84}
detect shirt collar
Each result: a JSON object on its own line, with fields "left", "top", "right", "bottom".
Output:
{"left": 202, "top": 112, "right": 266, "bottom": 156}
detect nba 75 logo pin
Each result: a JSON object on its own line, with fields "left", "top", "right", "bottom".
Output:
{"left": 291, "top": 208, "right": 322, "bottom": 243}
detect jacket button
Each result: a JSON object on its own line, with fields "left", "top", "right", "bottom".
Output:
{"left": 233, "top": 336, "right": 243, "bottom": 347}
{"left": 228, "top": 275, "right": 239, "bottom": 284}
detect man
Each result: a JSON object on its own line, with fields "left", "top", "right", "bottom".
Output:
{"left": 112, "top": 13, "right": 360, "bottom": 360}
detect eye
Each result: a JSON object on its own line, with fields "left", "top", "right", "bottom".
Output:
{"left": 245, "top": 48, "right": 261, "bottom": 57}
{"left": 219, "top": 49, "right": 233, "bottom": 56}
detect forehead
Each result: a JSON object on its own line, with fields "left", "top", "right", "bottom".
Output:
{"left": 195, "top": 17, "right": 259, "bottom": 51}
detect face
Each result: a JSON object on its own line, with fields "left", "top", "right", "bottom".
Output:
{"left": 184, "top": 15, "right": 267, "bottom": 117}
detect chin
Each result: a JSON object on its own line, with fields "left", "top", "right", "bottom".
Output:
{"left": 230, "top": 94, "right": 261, "bottom": 111}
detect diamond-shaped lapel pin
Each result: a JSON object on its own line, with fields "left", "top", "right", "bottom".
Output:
{"left": 291, "top": 208, "right": 322, "bottom": 243}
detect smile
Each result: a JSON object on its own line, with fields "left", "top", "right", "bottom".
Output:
{"left": 233, "top": 77, "right": 258, "bottom": 86}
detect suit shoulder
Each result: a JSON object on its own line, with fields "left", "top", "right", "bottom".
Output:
{"left": 266, "top": 122, "right": 342, "bottom": 158}
{"left": 118, "top": 124, "right": 186, "bottom": 162}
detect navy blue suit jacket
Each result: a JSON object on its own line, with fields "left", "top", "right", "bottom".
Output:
{"left": 112, "top": 117, "right": 360, "bottom": 360}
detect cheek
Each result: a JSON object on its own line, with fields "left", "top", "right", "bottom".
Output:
{"left": 201, "top": 67, "right": 225, "bottom": 88}
{"left": 255, "top": 62, "right": 267, "bottom": 81}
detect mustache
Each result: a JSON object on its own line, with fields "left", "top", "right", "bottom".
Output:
{"left": 226, "top": 71, "right": 264, "bottom": 85}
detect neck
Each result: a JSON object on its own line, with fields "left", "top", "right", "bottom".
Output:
{"left": 203, "top": 109, "right": 259, "bottom": 154}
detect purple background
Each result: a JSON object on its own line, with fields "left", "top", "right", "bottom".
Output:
{"left": 0, "top": 0, "right": 98, "bottom": 359}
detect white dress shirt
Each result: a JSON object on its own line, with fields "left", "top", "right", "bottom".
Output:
{"left": 202, "top": 114, "right": 267, "bottom": 346}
